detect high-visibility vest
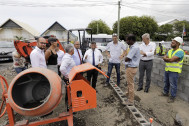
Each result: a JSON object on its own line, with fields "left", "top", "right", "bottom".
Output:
{"left": 156, "top": 46, "right": 166, "bottom": 55}
{"left": 165, "top": 48, "right": 185, "bottom": 73}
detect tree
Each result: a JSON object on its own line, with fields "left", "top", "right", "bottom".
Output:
{"left": 157, "top": 24, "right": 173, "bottom": 41}
{"left": 113, "top": 16, "right": 158, "bottom": 40}
{"left": 87, "top": 19, "right": 112, "bottom": 34}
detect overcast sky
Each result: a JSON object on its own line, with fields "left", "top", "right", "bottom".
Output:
{"left": 0, "top": 0, "right": 188, "bottom": 33}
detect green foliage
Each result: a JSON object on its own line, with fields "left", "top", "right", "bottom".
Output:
{"left": 113, "top": 16, "right": 158, "bottom": 40}
{"left": 156, "top": 24, "right": 173, "bottom": 41}
{"left": 87, "top": 19, "right": 112, "bottom": 34}
{"left": 15, "top": 36, "right": 23, "bottom": 40}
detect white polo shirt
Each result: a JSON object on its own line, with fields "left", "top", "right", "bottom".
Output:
{"left": 106, "top": 41, "right": 126, "bottom": 63}
{"left": 30, "top": 46, "right": 47, "bottom": 68}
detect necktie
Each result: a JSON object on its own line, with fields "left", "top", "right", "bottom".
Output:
{"left": 92, "top": 50, "right": 95, "bottom": 66}
{"left": 77, "top": 49, "right": 82, "bottom": 64}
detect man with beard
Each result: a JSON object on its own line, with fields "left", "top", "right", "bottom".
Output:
{"left": 30, "top": 37, "right": 47, "bottom": 68}
{"left": 162, "top": 37, "right": 185, "bottom": 103}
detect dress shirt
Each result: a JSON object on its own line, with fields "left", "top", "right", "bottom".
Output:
{"left": 30, "top": 46, "right": 47, "bottom": 68}
{"left": 72, "top": 48, "right": 83, "bottom": 66}
{"left": 106, "top": 41, "right": 126, "bottom": 63}
{"left": 57, "top": 50, "right": 64, "bottom": 65}
{"left": 125, "top": 43, "right": 141, "bottom": 67}
{"left": 83, "top": 48, "right": 103, "bottom": 66}
{"left": 139, "top": 42, "right": 156, "bottom": 60}
{"left": 60, "top": 53, "right": 76, "bottom": 78}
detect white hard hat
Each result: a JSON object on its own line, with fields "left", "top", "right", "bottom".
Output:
{"left": 173, "top": 37, "right": 183, "bottom": 45}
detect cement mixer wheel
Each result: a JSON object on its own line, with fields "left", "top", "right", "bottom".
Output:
{"left": 0, "top": 75, "right": 9, "bottom": 118}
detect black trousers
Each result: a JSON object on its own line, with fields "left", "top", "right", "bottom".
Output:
{"left": 139, "top": 60, "right": 153, "bottom": 89}
{"left": 87, "top": 66, "right": 99, "bottom": 89}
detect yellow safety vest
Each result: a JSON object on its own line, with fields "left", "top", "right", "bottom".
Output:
{"left": 165, "top": 48, "right": 185, "bottom": 73}
{"left": 156, "top": 46, "right": 166, "bottom": 55}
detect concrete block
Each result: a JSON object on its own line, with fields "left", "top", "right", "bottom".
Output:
{"left": 177, "top": 92, "right": 189, "bottom": 102}
{"left": 152, "top": 63, "right": 157, "bottom": 68}
{"left": 151, "top": 72, "right": 155, "bottom": 78}
{"left": 177, "top": 83, "right": 184, "bottom": 92}
{"left": 151, "top": 79, "right": 157, "bottom": 85}
{"left": 182, "top": 65, "right": 189, "bottom": 71}
{"left": 159, "top": 70, "right": 165, "bottom": 76}
{"left": 157, "top": 81, "right": 164, "bottom": 88}
{"left": 182, "top": 80, "right": 189, "bottom": 87}
{"left": 179, "top": 71, "right": 187, "bottom": 78}
{"left": 153, "top": 58, "right": 161, "bottom": 64}
{"left": 153, "top": 69, "right": 159, "bottom": 74}
{"left": 160, "top": 59, "right": 165, "bottom": 64}
{"left": 156, "top": 64, "right": 165, "bottom": 70}
{"left": 183, "top": 86, "right": 189, "bottom": 96}
{"left": 155, "top": 75, "right": 163, "bottom": 81}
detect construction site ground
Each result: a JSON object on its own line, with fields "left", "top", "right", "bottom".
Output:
{"left": 0, "top": 60, "right": 189, "bottom": 126}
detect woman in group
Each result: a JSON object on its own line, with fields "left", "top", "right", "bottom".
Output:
{"left": 45, "top": 37, "right": 58, "bottom": 73}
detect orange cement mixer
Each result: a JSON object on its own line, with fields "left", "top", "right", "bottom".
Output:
{"left": 0, "top": 63, "right": 108, "bottom": 126}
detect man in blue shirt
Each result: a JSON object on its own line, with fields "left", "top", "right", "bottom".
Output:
{"left": 162, "top": 37, "right": 185, "bottom": 103}
{"left": 122, "top": 34, "right": 141, "bottom": 105}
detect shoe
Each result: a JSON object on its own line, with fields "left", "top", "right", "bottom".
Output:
{"left": 137, "top": 87, "right": 143, "bottom": 91}
{"left": 167, "top": 97, "right": 175, "bottom": 103}
{"left": 96, "top": 90, "right": 98, "bottom": 93}
{"left": 122, "top": 100, "right": 134, "bottom": 106}
{"left": 117, "top": 83, "right": 120, "bottom": 87}
{"left": 160, "top": 92, "right": 169, "bottom": 97}
{"left": 144, "top": 88, "right": 149, "bottom": 93}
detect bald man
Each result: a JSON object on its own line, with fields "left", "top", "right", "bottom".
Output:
{"left": 30, "top": 37, "right": 47, "bottom": 68}
{"left": 72, "top": 41, "right": 83, "bottom": 66}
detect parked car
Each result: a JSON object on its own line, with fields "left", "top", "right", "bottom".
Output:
{"left": 0, "top": 42, "right": 15, "bottom": 61}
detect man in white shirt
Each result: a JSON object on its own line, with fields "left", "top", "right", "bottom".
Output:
{"left": 30, "top": 37, "right": 47, "bottom": 68}
{"left": 138, "top": 33, "right": 156, "bottom": 93}
{"left": 60, "top": 44, "right": 76, "bottom": 81}
{"left": 72, "top": 41, "right": 83, "bottom": 66}
{"left": 105, "top": 33, "right": 127, "bottom": 86}
{"left": 83, "top": 42, "right": 103, "bottom": 90}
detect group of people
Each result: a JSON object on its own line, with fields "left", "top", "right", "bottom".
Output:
{"left": 13, "top": 33, "right": 185, "bottom": 106}
{"left": 28, "top": 37, "right": 103, "bottom": 92}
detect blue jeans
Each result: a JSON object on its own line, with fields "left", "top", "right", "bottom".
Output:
{"left": 15, "top": 67, "right": 26, "bottom": 74}
{"left": 164, "top": 71, "right": 179, "bottom": 97}
{"left": 106, "top": 62, "right": 120, "bottom": 85}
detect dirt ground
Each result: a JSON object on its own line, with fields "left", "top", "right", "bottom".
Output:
{"left": 0, "top": 60, "right": 189, "bottom": 126}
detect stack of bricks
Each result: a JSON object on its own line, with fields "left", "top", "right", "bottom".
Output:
{"left": 135, "top": 56, "right": 189, "bottom": 102}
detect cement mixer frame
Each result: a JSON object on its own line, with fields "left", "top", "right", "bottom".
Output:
{"left": 0, "top": 63, "right": 108, "bottom": 126}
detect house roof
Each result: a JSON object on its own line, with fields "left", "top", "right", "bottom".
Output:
{"left": 158, "top": 19, "right": 179, "bottom": 26}
{"left": 41, "top": 21, "right": 77, "bottom": 38}
{"left": 0, "top": 18, "right": 40, "bottom": 36}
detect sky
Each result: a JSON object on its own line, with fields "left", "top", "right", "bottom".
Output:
{"left": 0, "top": 0, "right": 188, "bottom": 34}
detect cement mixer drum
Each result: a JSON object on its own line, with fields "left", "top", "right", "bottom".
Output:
{"left": 8, "top": 68, "right": 62, "bottom": 116}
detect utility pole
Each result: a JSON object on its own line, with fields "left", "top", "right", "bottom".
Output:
{"left": 117, "top": 0, "right": 121, "bottom": 40}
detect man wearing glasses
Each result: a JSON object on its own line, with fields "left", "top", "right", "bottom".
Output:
{"left": 30, "top": 37, "right": 47, "bottom": 68}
